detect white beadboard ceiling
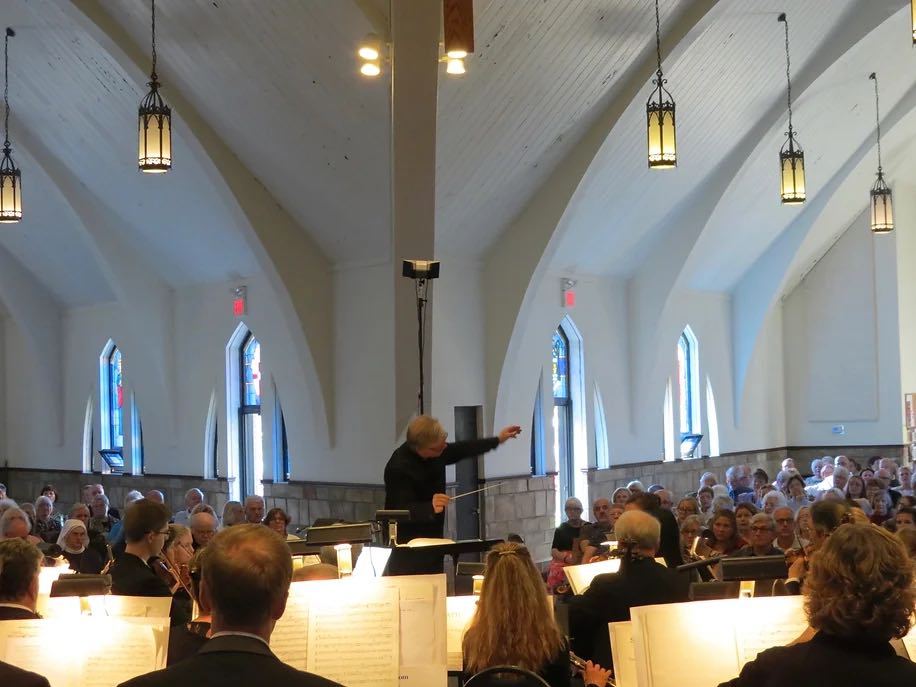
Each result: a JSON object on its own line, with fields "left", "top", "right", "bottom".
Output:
{"left": 1, "top": 0, "right": 914, "bottom": 312}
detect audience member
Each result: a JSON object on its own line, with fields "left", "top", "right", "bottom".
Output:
{"left": 720, "top": 524, "right": 916, "bottom": 686}
{"left": 0, "top": 539, "right": 42, "bottom": 620}
{"left": 0, "top": 484, "right": 5, "bottom": 499}
{"left": 89, "top": 493, "right": 118, "bottom": 535}
{"left": 547, "top": 497, "right": 587, "bottom": 590}
{"left": 190, "top": 503, "right": 218, "bottom": 518}
{"left": 173, "top": 489, "right": 205, "bottom": 526}
{"left": 894, "top": 506, "right": 916, "bottom": 529}
{"left": 243, "top": 495, "right": 265, "bottom": 524}
{"left": 264, "top": 508, "right": 299, "bottom": 541}
{"left": 761, "top": 490, "right": 787, "bottom": 514}
{"left": 780, "top": 458, "right": 795, "bottom": 472}
{"left": 655, "top": 489, "right": 673, "bottom": 511}
{"left": 611, "top": 487, "right": 630, "bottom": 506}
{"left": 579, "top": 498, "right": 614, "bottom": 562}
{"left": 732, "top": 514, "right": 781, "bottom": 558}
{"left": 697, "top": 486, "right": 714, "bottom": 521}
{"left": 675, "top": 497, "right": 698, "bottom": 524}
{"left": 894, "top": 465, "right": 913, "bottom": 497}
{"left": 145, "top": 490, "right": 165, "bottom": 504}
{"left": 734, "top": 502, "right": 758, "bottom": 543}
{"left": 772, "top": 506, "right": 798, "bottom": 551}
{"left": 705, "top": 509, "right": 743, "bottom": 555}
{"left": 119, "top": 524, "right": 343, "bottom": 687}
{"left": 784, "top": 474, "right": 810, "bottom": 511}
{"left": 626, "top": 480, "right": 645, "bottom": 494}
{"left": 570, "top": 510, "right": 687, "bottom": 669}
{"left": 897, "top": 526, "right": 916, "bottom": 559}
{"left": 31, "top": 495, "right": 62, "bottom": 542}
{"left": 804, "top": 458, "right": 824, "bottom": 486}
{"left": 221, "top": 501, "right": 245, "bottom": 527}
{"left": 56, "top": 519, "right": 105, "bottom": 574}
{"left": 679, "top": 515, "right": 703, "bottom": 561}
{"left": 698, "top": 472, "right": 717, "bottom": 490}
{"left": 464, "top": 541, "right": 610, "bottom": 687}
{"left": 845, "top": 474, "right": 866, "bottom": 501}
{"left": 190, "top": 511, "right": 218, "bottom": 551}
{"left": 0, "top": 508, "right": 40, "bottom": 544}
{"left": 725, "top": 465, "right": 752, "bottom": 502}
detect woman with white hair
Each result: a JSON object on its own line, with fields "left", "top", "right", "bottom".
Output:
{"left": 56, "top": 519, "right": 105, "bottom": 574}
{"left": 32, "top": 495, "right": 63, "bottom": 543}
{"left": 762, "top": 490, "right": 788, "bottom": 515}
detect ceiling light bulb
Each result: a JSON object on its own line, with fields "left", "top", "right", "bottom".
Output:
{"left": 446, "top": 57, "right": 465, "bottom": 75}
{"left": 358, "top": 34, "right": 381, "bottom": 61}
{"left": 446, "top": 49, "right": 467, "bottom": 59}
{"left": 358, "top": 46, "right": 379, "bottom": 61}
{"left": 360, "top": 61, "right": 381, "bottom": 77}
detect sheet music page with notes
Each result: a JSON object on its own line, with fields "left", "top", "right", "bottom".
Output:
{"left": 306, "top": 585, "right": 400, "bottom": 687}
{"left": 446, "top": 595, "right": 478, "bottom": 671}
{"left": 608, "top": 621, "right": 637, "bottom": 687}
{"left": 563, "top": 558, "right": 622, "bottom": 595}
{"left": 270, "top": 581, "right": 311, "bottom": 670}
{"left": 733, "top": 595, "right": 809, "bottom": 666}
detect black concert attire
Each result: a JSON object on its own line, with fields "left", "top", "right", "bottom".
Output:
{"left": 0, "top": 605, "right": 40, "bottom": 621}
{"left": 167, "top": 621, "right": 210, "bottom": 666}
{"left": 118, "top": 634, "right": 342, "bottom": 687}
{"left": 718, "top": 632, "right": 916, "bottom": 687}
{"left": 110, "top": 552, "right": 182, "bottom": 625}
{"left": 730, "top": 545, "right": 782, "bottom": 558}
{"left": 569, "top": 557, "right": 688, "bottom": 668}
{"left": 551, "top": 521, "right": 586, "bottom": 553}
{"left": 62, "top": 546, "right": 105, "bottom": 574}
{"left": 384, "top": 436, "right": 500, "bottom": 574}
{"left": 0, "top": 660, "right": 51, "bottom": 687}
{"left": 462, "top": 646, "right": 572, "bottom": 687}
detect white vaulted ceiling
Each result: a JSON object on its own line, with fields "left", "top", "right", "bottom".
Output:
{"left": 0, "top": 0, "right": 913, "bottom": 317}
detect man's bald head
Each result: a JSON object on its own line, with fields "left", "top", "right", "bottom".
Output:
{"left": 190, "top": 511, "right": 218, "bottom": 549}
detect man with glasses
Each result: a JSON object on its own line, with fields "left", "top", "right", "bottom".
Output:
{"left": 733, "top": 514, "right": 781, "bottom": 558}
{"left": 110, "top": 499, "right": 173, "bottom": 607}
{"left": 190, "top": 511, "right": 218, "bottom": 551}
{"left": 580, "top": 498, "right": 614, "bottom": 563}
{"left": 772, "top": 506, "right": 800, "bottom": 551}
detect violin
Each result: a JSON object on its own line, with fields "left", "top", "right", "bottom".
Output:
{"left": 154, "top": 557, "right": 195, "bottom": 602}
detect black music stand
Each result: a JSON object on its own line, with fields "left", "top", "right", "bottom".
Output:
{"left": 385, "top": 538, "right": 502, "bottom": 576}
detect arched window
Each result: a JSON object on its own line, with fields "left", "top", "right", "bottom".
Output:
{"left": 676, "top": 326, "right": 702, "bottom": 458}
{"left": 274, "top": 389, "right": 290, "bottom": 483}
{"left": 552, "top": 327, "right": 573, "bottom": 505}
{"left": 530, "top": 374, "right": 545, "bottom": 476}
{"left": 239, "top": 333, "right": 264, "bottom": 497}
{"left": 99, "top": 342, "right": 125, "bottom": 473}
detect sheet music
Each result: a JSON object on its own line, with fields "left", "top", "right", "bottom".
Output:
{"left": 102, "top": 595, "right": 173, "bottom": 618}
{"left": 270, "top": 583, "right": 311, "bottom": 669}
{"left": 563, "top": 558, "right": 621, "bottom": 595}
{"left": 0, "top": 617, "right": 165, "bottom": 687}
{"left": 446, "top": 596, "right": 479, "bottom": 671}
{"left": 608, "top": 622, "right": 637, "bottom": 687}
{"left": 307, "top": 586, "right": 399, "bottom": 687}
{"left": 734, "top": 608, "right": 809, "bottom": 666}
{"left": 902, "top": 629, "right": 916, "bottom": 661}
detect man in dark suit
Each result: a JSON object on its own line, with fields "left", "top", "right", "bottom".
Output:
{"left": 0, "top": 660, "right": 50, "bottom": 687}
{"left": 119, "top": 524, "right": 341, "bottom": 687}
{"left": 569, "top": 510, "right": 688, "bottom": 668}
{"left": 384, "top": 415, "right": 521, "bottom": 574}
{"left": 109, "top": 499, "right": 173, "bottom": 599}
{"left": 0, "top": 539, "right": 42, "bottom": 621}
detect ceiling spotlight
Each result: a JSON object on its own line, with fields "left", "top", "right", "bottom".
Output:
{"left": 357, "top": 33, "right": 382, "bottom": 77}
{"left": 446, "top": 57, "right": 465, "bottom": 75}
{"left": 443, "top": 0, "right": 473, "bottom": 75}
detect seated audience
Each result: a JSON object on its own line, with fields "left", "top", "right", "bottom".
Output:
{"left": 725, "top": 465, "right": 752, "bottom": 502}
{"left": 190, "top": 503, "right": 218, "bottom": 518}
{"left": 56, "top": 519, "right": 105, "bottom": 574}
{"left": 264, "top": 508, "right": 299, "bottom": 541}
{"left": 719, "top": 524, "right": 916, "bottom": 686}
{"left": 894, "top": 464, "right": 913, "bottom": 497}
{"left": 697, "top": 486, "right": 714, "bottom": 521}
{"left": 570, "top": 510, "right": 687, "bottom": 669}
{"left": 780, "top": 458, "right": 795, "bottom": 471}
{"left": 145, "top": 490, "right": 165, "bottom": 504}
{"left": 675, "top": 497, "right": 699, "bottom": 524}
{"left": 221, "top": 501, "right": 245, "bottom": 528}
{"left": 547, "top": 497, "right": 587, "bottom": 590}
{"left": 772, "top": 506, "right": 799, "bottom": 551}
{"left": 786, "top": 501, "right": 850, "bottom": 593}
{"left": 804, "top": 458, "right": 824, "bottom": 486}
{"left": 464, "top": 541, "right": 610, "bottom": 687}
{"left": 784, "top": 474, "right": 810, "bottom": 511}
{"left": 68, "top": 502, "right": 108, "bottom": 559}
{"left": 0, "top": 539, "right": 42, "bottom": 620}
{"left": 894, "top": 506, "right": 916, "bottom": 529}
{"left": 845, "top": 474, "right": 866, "bottom": 501}
{"left": 679, "top": 515, "right": 703, "bottom": 561}
{"left": 108, "top": 490, "right": 145, "bottom": 550}
{"left": 611, "top": 487, "right": 630, "bottom": 506}
{"left": 32, "top": 495, "right": 62, "bottom": 542}
{"left": 698, "top": 471, "right": 717, "bottom": 490}
{"left": 0, "top": 508, "right": 40, "bottom": 545}
{"left": 761, "top": 490, "right": 787, "bottom": 514}
{"left": 579, "top": 498, "right": 614, "bottom": 562}
{"left": 626, "top": 480, "right": 645, "bottom": 494}
{"left": 243, "top": 495, "right": 265, "bottom": 524}
{"left": 89, "top": 493, "right": 119, "bottom": 535}
{"left": 655, "top": 489, "right": 674, "bottom": 511}
{"left": 734, "top": 502, "right": 758, "bottom": 543}
{"left": 732, "top": 514, "right": 781, "bottom": 558}
{"left": 704, "top": 509, "right": 744, "bottom": 556}
{"left": 870, "top": 491, "right": 893, "bottom": 526}
{"left": 119, "top": 524, "right": 343, "bottom": 687}
{"left": 172, "top": 489, "right": 205, "bottom": 526}
{"left": 190, "top": 511, "right": 219, "bottom": 551}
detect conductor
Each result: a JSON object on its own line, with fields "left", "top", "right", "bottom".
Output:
{"left": 384, "top": 415, "right": 521, "bottom": 573}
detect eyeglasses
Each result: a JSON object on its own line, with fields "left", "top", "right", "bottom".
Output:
{"left": 154, "top": 528, "right": 169, "bottom": 536}
{"left": 774, "top": 518, "right": 793, "bottom": 524}
{"left": 750, "top": 526, "right": 773, "bottom": 533}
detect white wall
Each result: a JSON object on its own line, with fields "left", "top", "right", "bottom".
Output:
{"left": 783, "top": 219, "right": 902, "bottom": 446}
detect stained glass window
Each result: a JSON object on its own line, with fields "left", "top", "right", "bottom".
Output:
{"left": 552, "top": 326, "right": 573, "bottom": 507}
{"left": 552, "top": 330, "right": 569, "bottom": 400}
{"left": 239, "top": 333, "right": 263, "bottom": 497}
{"left": 677, "top": 333, "right": 692, "bottom": 435}
{"left": 242, "top": 336, "right": 262, "bottom": 406}
{"left": 108, "top": 347, "right": 123, "bottom": 450}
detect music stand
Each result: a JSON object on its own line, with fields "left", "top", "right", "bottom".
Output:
{"left": 50, "top": 574, "right": 112, "bottom": 597}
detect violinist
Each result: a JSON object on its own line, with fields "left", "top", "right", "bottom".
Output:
{"left": 784, "top": 500, "right": 850, "bottom": 594}
{"left": 154, "top": 525, "right": 195, "bottom": 625}
{"left": 109, "top": 499, "right": 179, "bottom": 625}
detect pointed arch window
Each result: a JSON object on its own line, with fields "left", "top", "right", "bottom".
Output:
{"left": 99, "top": 343, "right": 125, "bottom": 473}
{"left": 239, "top": 333, "right": 264, "bottom": 497}
{"left": 676, "top": 326, "right": 702, "bottom": 458}
{"left": 552, "top": 327, "right": 573, "bottom": 504}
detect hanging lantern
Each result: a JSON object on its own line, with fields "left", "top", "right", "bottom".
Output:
{"left": 779, "top": 132, "right": 805, "bottom": 205}
{"left": 778, "top": 14, "right": 805, "bottom": 205}
{"left": 138, "top": 0, "right": 171, "bottom": 173}
{"left": 868, "top": 73, "right": 893, "bottom": 234}
{"left": 0, "top": 27, "right": 21, "bottom": 223}
{"left": 647, "top": 0, "right": 676, "bottom": 168}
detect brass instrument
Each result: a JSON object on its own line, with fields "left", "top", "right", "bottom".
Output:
{"left": 569, "top": 651, "right": 615, "bottom": 686}
{"left": 100, "top": 542, "right": 115, "bottom": 576}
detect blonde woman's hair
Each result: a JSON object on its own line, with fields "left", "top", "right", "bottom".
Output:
{"left": 164, "top": 524, "right": 191, "bottom": 552}
{"left": 462, "top": 542, "right": 563, "bottom": 674}
{"left": 406, "top": 415, "right": 447, "bottom": 451}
